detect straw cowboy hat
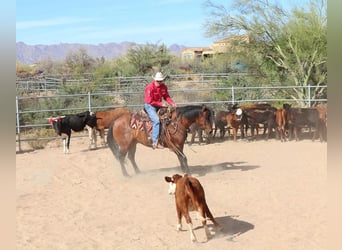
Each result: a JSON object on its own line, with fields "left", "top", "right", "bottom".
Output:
{"left": 153, "top": 72, "right": 165, "bottom": 81}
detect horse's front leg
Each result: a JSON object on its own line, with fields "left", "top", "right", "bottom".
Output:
{"left": 177, "top": 153, "right": 190, "bottom": 174}
{"left": 127, "top": 143, "right": 141, "bottom": 174}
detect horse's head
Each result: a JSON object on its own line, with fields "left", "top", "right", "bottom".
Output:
{"left": 174, "top": 105, "right": 213, "bottom": 137}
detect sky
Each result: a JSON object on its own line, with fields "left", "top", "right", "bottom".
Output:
{"left": 16, "top": 0, "right": 310, "bottom": 47}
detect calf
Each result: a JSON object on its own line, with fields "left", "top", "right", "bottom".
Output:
{"left": 164, "top": 174, "right": 221, "bottom": 242}
{"left": 224, "top": 108, "right": 246, "bottom": 141}
{"left": 48, "top": 111, "right": 96, "bottom": 153}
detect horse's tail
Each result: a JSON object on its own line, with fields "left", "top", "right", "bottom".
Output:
{"left": 107, "top": 121, "right": 120, "bottom": 160}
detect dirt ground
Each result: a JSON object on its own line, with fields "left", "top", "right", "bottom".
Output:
{"left": 16, "top": 134, "right": 327, "bottom": 249}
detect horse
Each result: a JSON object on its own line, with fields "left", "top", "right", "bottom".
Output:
{"left": 89, "top": 107, "right": 130, "bottom": 147}
{"left": 107, "top": 105, "right": 213, "bottom": 177}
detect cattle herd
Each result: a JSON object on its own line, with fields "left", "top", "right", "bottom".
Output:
{"left": 189, "top": 102, "right": 327, "bottom": 145}
{"left": 48, "top": 102, "right": 327, "bottom": 153}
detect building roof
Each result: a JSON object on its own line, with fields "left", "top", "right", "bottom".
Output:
{"left": 213, "top": 35, "right": 249, "bottom": 44}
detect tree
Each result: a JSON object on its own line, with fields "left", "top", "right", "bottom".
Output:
{"left": 204, "top": 0, "right": 327, "bottom": 106}
{"left": 64, "top": 48, "right": 96, "bottom": 75}
{"left": 126, "top": 42, "right": 173, "bottom": 75}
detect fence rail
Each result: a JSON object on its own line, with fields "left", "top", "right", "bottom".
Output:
{"left": 16, "top": 73, "right": 327, "bottom": 152}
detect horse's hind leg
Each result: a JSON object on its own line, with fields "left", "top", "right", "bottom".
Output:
{"left": 118, "top": 154, "right": 130, "bottom": 177}
{"left": 127, "top": 143, "right": 141, "bottom": 174}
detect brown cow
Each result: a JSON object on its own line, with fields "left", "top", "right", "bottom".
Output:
{"left": 164, "top": 174, "right": 221, "bottom": 242}
{"left": 91, "top": 107, "right": 130, "bottom": 146}
{"left": 314, "top": 103, "right": 327, "bottom": 141}
{"left": 274, "top": 108, "right": 287, "bottom": 142}
{"left": 240, "top": 103, "right": 274, "bottom": 111}
{"left": 224, "top": 108, "right": 246, "bottom": 141}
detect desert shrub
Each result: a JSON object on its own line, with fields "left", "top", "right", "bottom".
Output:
{"left": 25, "top": 128, "right": 56, "bottom": 150}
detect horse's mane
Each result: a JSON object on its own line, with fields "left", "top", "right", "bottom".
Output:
{"left": 176, "top": 105, "right": 213, "bottom": 121}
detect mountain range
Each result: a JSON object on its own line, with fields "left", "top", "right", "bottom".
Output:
{"left": 16, "top": 42, "right": 186, "bottom": 64}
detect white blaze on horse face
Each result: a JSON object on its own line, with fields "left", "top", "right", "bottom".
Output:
{"left": 168, "top": 182, "right": 176, "bottom": 194}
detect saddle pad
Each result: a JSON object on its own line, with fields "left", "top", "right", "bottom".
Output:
{"left": 130, "top": 110, "right": 152, "bottom": 132}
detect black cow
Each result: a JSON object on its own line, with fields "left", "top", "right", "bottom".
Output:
{"left": 283, "top": 104, "right": 323, "bottom": 142}
{"left": 242, "top": 108, "right": 276, "bottom": 140}
{"left": 48, "top": 111, "right": 96, "bottom": 153}
{"left": 237, "top": 103, "right": 277, "bottom": 140}
{"left": 213, "top": 110, "right": 229, "bottom": 139}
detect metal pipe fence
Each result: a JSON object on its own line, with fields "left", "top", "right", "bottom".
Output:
{"left": 16, "top": 74, "right": 327, "bottom": 152}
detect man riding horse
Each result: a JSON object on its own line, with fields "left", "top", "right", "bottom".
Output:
{"left": 144, "top": 72, "right": 177, "bottom": 149}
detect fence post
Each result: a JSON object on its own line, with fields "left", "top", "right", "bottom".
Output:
{"left": 231, "top": 86, "right": 235, "bottom": 104}
{"left": 308, "top": 84, "right": 311, "bottom": 107}
{"left": 16, "top": 96, "right": 22, "bottom": 152}
{"left": 88, "top": 92, "right": 91, "bottom": 112}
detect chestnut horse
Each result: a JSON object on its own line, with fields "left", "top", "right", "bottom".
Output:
{"left": 107, "top": 105, "right": 213, "bottom": 177}
{"left": 89, "top": 107, "right": 130, "bottom": 147}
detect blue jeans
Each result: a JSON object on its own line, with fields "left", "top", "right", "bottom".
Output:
{"left": 144, "top": 104, "right": 160, "bottom": 144}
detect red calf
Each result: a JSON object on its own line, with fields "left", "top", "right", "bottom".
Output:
{"left": 164, "top": 174, "right": 221, "bottom": 242}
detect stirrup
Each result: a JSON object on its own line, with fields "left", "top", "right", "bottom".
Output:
{"left": 152, "top": 138, "right": 164, "bottom": 149}
{"left": 152, "top": 143, "right": 164, "bottom": 149}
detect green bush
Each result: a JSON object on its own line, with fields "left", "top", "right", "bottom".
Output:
{"left": 25, "top": 128, "right": 56, "bottom": 150}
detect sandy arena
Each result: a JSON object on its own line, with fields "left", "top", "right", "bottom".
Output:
{"left": 16, "top": 135, "right": 327, "bottom": 249}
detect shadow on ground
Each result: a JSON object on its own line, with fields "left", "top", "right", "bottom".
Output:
{"left": 212, "top": 215, "right": 255, "bottom": 241}
{"left": 143, "top": 161, "right": 260, "bottom": 177}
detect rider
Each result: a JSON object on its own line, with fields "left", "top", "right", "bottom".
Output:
{"left": 144, "top": 72, "right": 176, "bottom": 149}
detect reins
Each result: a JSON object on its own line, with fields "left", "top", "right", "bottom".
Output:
{"left": 161, "top": 116, "right": 187, "bottom": 158}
